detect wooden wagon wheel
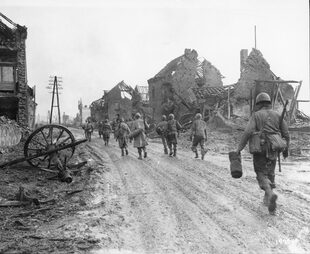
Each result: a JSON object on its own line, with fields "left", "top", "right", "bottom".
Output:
{"left": 24, "top": 124, "right": 76, "bottom": 168}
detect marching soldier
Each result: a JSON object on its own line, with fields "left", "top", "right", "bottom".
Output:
{"left": 236, "top": 92, "right": 290, "bottom": 215}
{"left": 166, "top": 113, "right": 182, "bottom": 157}
{"left": 115, "top": 118, "right": 130, "bottom": 156}
{"left": 156, "top": 115, "right": 168, "bottom": 154}
{"left": 102, "top": 119, "right": 112, "bottom": 146}
{"left": 98, "top": 121, "right": 104, "bottom": 138}
{"left": 190, "top": 113, "right": 207, "bottom": 160}
{"left": 83, "top": 120, "right": 93, "bottom": 142}
{"left": 131, "top": 112, "right": 149, "bottom": 160}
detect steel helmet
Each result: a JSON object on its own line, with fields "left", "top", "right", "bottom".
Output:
{"left": 195, "top": 113, "right": 202, "bottom": 120}
{"left": 168, "top": 113, "right": 175, "bottom": 120}
{"left": 162, "top": 115, "right": 167, "bottom": 121}
{"left": 256, "top": 92, "right": 271, "bottom": 104}
{"left": 135, "top": 112, "right": 141, "bottom": 119}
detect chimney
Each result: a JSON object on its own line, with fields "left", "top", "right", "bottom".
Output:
{"left": 240, "top": 49, "right": 248, "bottom": 73}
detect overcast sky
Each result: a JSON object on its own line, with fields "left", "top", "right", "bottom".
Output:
{"left": 1, "top": 0, "right": 309, "bottom": 119}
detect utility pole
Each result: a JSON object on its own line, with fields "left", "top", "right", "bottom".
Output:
{"left": 254, "top": 25, "right": 257, "bottom": 49}
{"left": 47, "top": 76, "right": 63, "bottom": 124}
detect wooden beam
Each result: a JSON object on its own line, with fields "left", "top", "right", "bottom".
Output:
{"left": 254, "top": 80, "right": 300, "bottom": 84}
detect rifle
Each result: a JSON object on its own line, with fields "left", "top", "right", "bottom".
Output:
{"left": 278, "top": 100, "right": 289, "bottom": 172}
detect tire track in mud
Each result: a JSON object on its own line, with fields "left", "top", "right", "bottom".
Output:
{"left": 105, "top": 150, "right": 196, "bottom": 253}
{"left": 146, "top": 143, "right": 310, "bottom": 252}
{"left": 150, "top": 143, "right": 310, "bottom": 224}
{"left": 137, "top": 155, "right": 284, "bottom": 253}
{"left": 83, "top": 137, "right": 310, "bottom": 253}
{"left": 101, "top": 143, "right": 251, "bottom": 253}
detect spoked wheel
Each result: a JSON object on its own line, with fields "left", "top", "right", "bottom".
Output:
{"left": 24, "top": 124, "right": 76, "bottom": 168}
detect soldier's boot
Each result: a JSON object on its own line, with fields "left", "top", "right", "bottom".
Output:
{"left": 194, "top": 151, "right": 199, "bottom": 158}
{"left": 268, "top": 191, "right": 278, "bottom": 215}
{"left": 125, "top": 149, "right": 128, "bottom": 155}
{"left": 263, "top": 183, "right": 277, "bottom": 215}
{"left": 168, "top": 146, "right": 173, "bottom": 156}
{"left": 138, "top": 149, "right": 142, "bottom": 160}
{"left": 263, "top": 192, "right": 269, "bottom": 206}
{"left": 164, "top": 148, "right": 168, "bottom": 154}
{"left": 173, "top": 146, "right": 177, "bottom": 157}
{"left": 144, "top": 151, "right": 147, "bottom": 158}
{"left": 121, "top": 149, "right": 125, "bottom": 156}
{"left": 201, "top": 149, "right": 206, "bottom": 160}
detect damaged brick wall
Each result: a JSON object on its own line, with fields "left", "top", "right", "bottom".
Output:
{"left": 148, "top": 49, "right": 223, "bottom": 122}
{"left": 16, "top": 27, "right": 29, "bottom": 127}
{"left": 201, "top": 59, "right": 223, "bottom": 87}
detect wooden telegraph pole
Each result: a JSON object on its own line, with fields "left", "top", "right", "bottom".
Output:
{"left": 47, "top": 76, "right": 63, "bottom": 124}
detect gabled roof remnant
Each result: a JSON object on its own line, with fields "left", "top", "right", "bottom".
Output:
{"left": 116, "top": 80, "right": 133, "bottom": 100}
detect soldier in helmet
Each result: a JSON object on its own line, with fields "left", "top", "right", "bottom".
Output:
{"left": 131, "top": 112, "right": 149, "bottom": 160}
{"left": 236, "top": 92, "right": 290, "bottom": 215}
{"left": 156, "top": 115, "right": 168, "bottom": 154}
{"left": 115, "top": 118, "right": 131, "bottom": 156}
{"left": 166, "top": 113, "right": 182, "bottom": 157}
{"left": 190, "top": 113, "right": 207, "bottom": 160}
{"left": 102, "top": 119, "right": 112, "bottom": 146}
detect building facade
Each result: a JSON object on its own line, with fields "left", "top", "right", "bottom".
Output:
{"left": 0, "top": 13, "right": 36, "bottom": 128}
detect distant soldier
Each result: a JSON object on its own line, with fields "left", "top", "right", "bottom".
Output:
{"left": 83, "top": 120, "right": 93, "bottom": 142}
{"left": 236, "top": 92, "right": 290, "bottom": 215}
{"left": 131, "top": 112, "right": 149, "bottom": 160}
{"left": 115, "top": 118, "right": 130, "bottom": 156}
{"left": 102, "top": 119, "right": 112, "bottom": 146}
{"left": 98, "top": 121, "right": 104, "bottom": 138}
{"left": 156, "top": 115, "right": 168, "bottom": 154}
{"left": 166, "top": 113, "right": 182, "bottom": 157}
{"left": 190, "top": 113, "right": 207, "bottom": 160}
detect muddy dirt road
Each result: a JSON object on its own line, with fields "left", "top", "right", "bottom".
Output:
{"left": 1, "top": 128, "right": 309, "bottom": 254}
{"left": 68, "top": 129, "right": 310, "bottom": 254}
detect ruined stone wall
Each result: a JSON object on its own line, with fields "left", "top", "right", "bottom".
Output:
{"left": 232, "top": 48, "right": 295, "bottom": 118}
{"left": 202, "top": 60, "right": 223, "bottom": 87}
{"left": 15, "top": 28, "right": 29, "bottom": 128}
{"left": 234, "top": 48, "right": 274, "bottom": 101}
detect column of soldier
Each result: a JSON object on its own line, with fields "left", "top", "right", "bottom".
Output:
{"left": 83, "top": 92, "right": 290, "bottom": 215}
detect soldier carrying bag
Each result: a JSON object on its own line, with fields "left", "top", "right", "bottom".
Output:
{"left": 249, "top": 112, "right": 287, "bottom": 154}
{"left": 267, "top": 133, "right": 287, "bottom": 152}
{"left": 248, "top": 117, "right": 267, "bottom": 154}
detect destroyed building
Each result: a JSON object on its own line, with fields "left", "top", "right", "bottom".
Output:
{"left": 0, "top": 13, "right": 36, "bottom": 128}
{"left": 102, "top": 81, "right": 133, "bottom": 121}
{"left": 90, "top": 84, "right": 151, "bottom": 123}
{"left": 232, "top": 48, "right": 295, "bottom": 117}
{"left": 147, "top": 49, "right": 224, "bottom": 122}
{"left": 90, "top": 96, "right": 107, "bottom": 123}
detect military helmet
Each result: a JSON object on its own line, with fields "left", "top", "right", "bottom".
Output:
{"left": 256, "top": 92, "right": 271, "bottom": 104}
{"left": 195, "top": 113, "right": 202, "bottom": 120}
{"left": 162, "top": 115, "right": 167, "bottom": 121}
{"left": 168, "top": 113, "right": 174, "bottom": 120}
{"left": 135, "top": 112, "right": 141, "bottom": 119}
